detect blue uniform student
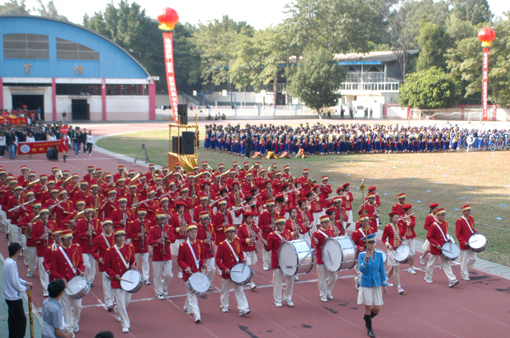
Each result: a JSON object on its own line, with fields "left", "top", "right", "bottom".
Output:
{"left": 358, "top": 233, "right": 387, "bottom": 338}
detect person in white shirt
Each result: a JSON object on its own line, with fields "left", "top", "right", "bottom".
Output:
{"left": 85, "top": 130, "right": 94, "bottom": 156}
{"left": 3, "top": 242, "right": 33, "bottom": 338}
{"left": 49, "top": 132, "right": 57, "bottom": 141}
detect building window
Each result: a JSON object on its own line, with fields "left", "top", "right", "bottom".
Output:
{"left": 3, "top": 34, "right": 49, "bottom": 59}
{"left": 56, "top": 38, "right": 99, "bottom": 61}
{"left": 56, "top": 84, "right": 101, "bottom": 95}
{"left": 106, "top": 84, "right": 147, "bottom": 95}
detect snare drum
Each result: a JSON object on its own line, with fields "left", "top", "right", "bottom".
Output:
{"left": 441, "top": 241, "right": 460, "bottom": 261}
{"left": 468, "top": 234, "right": 488, "bottom": 253}
{"left": 230, "top": 263, "right": 253, "bottom": 285}
{"left": 120, "top": 270, "right": 144, "bottom": 293}
{"left": 394, "top": 244, "right": 413, "bottom": 264}
{"left": 322, "top": 236, "right": 358, "bottom": 272}
{"left": 65, "top": 276, "right": 90, "bottom": 299}
{"left": 186, "top": 272, "right": 211, "bottom": 295}
{"left": 278, "top": 239, "right": 314, "bottom": 276}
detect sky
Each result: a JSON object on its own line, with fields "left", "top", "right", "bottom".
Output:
{"left": 3, "top": 0, "right": 509, "bottom": 29}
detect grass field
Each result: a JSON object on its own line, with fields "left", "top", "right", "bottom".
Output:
{"left": 97, "top": 129, "right": 510, "bottom": 266}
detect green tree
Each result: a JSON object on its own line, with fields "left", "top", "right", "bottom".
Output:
{"left": 415, "top": 22, "right": 450, "bottom": 71}
{"left": 448, "top": 0, "right": 493, "bottom": 26}
{"left": 446, "top": 17, "right": 510, "bottom": 105}
{"left": 398, "top": 67, "right": 461, "bottom": 108}
{"left": 284, "top": 0, "right": 384, "bottom": 54}
{"left": 36, "top": 0, "right": 68, "bottom": 21}
{"left": 193, "top": 15, "right": 254, "bottom": 88}
{"left": 287, "top": 48, "right": 346, "bottom": 112}
{"left": 0, "top": 0, "right": 29, "bottom": 14}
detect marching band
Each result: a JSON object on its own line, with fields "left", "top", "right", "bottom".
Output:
{"left": 0, "top": 160, "right": 487, "bottom": 337}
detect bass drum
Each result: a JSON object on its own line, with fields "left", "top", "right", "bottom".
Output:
{"left": 468, "top": 234, "right": 488, "bottom": 252}
{"left": 394, "top": 244, "right": 413, "bottom": 264}
{"left": 65, "top": 276, "right": 90, "bottom": 299}
{"left": 322, "top": 236, "right": 357, "bottom": 272}
{"left": 278, "top": 239, "right": 314, "bottom": 276}
{"left": 186, "top": 272, "right": 211, "bottom": 295}
{"left": 230, "top": 263, "right": 253, "bottom": 286}
{"left": 441, "top": 241, "right": 460, "bottom": 261}
{"left": 120, "top": 270, "right": 144, "bottom": 293}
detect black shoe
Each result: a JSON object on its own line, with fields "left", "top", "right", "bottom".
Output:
{"left": 364, "top": 314, "right": 375, "bottom": 337}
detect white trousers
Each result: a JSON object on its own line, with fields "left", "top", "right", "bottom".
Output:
{"left": 204, "top": 258, "right": 216, "bottom": 286}
{"left": 37, "top": 256, "right": 49, "bottom": 294}
{"left": 273, "top": 269, "right": 294, "bottom": 303}
{"left": 9, "top": 224, "right": 21, "bottom": 244}
{"left": 102, "top": 271, "right": 114, "bottom": 307}
{"left": 184, "top": 288, "right": 200, "bottom": 320}
{"left": 135, "top": 253, "right": 150, "bottom": 281}
{"left": 460, "top": 249, "right": 477, "bottom": 279}
{"left": 26, "top": 246, "right": 37, "bottom": 274}
{"left": 262, "top": 248, "right": 271, "bottom": 269}
{"left": 245, "top": 250, "right": 258, "bottom": 266}
{"left": 60, "top": 292, "right": 82, "bottom": 331}
{"left": 152, "top": 260, "right": 173, "bottom": 296}
{"left": 346, "top": 210, "right": 353, "bottom": 225}
{"left": 220, "top": 279, "right": 249, "bottom": 311}
{"left": 83, "top": 253, "right": 96, "bottom": 284}
{"left": 425, "top": 254, "right": 457, "bottom": 281}
{"left": 317, "top": 264, "right": 337, "bottom": 298}
{"left": 114, "top": 288, "right": 131, "bottom": 329}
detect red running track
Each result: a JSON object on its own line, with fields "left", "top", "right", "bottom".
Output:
{"left": 0, "top": 123, "right": 509, "bottom": 337}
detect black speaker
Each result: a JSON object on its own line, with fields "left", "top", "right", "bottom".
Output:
{"left": 172, "top": 136, "right": 182, "bottom": 153}
{"left": 181, "top": 131, "right": 195, "bottom": 154}
{"left": 178, "top": 104, "right": 188, "bottom": 125}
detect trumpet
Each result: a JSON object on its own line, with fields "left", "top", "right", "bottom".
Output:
{"left": 62, "top": 176, "right": 73, "bottom": 185}
{"left": 220, "top": 169, "right": 232, "bottom": 177}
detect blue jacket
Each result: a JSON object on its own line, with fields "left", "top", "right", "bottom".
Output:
{"left": 359, "top": 251, "right": 387, "bottom": 288}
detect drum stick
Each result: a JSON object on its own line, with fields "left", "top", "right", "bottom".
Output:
{"left": 120, "top": 278, "right": 134, "bottom": 283}
{"left": 28, "top": 289, "right": 34, "bottom": 338}
{"left": 441, "top": 248, "right": 454, "bottom": 254}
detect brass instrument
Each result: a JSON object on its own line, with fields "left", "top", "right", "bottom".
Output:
{"left": 62, "top": 176, "right": 73, "bottom": 185}
{"left": 26, "top": 214, "right": 40, "bottom": 237}
{"left": 57, "top": 169, "right": 63, "bottom": 181}
{"left": 162, "top": 172, "right": 173, "bottom": 181}
{"left": 220, "top": 169, "right": 232, "bottom": 177}
{"left": 26, "top": 179, "right": 40, "bottom": 188}
{"left": 155, "top": 169, "right": 161, "bottom": 176}
{"left": 73, "top": 211, "right": 85, "bottom": 220}
{"left": 131, "top": 171, "right": 142, "bottom": 182}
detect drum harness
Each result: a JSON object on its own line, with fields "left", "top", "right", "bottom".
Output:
{"left": 59, "top": 246, "right": 77, "bottom": 275}
{"left": 461, "top": 217, "right": 474, "bottom": 234}
{"left": 187, "top": 240, "right": 201, "bottom": 271}
{"left": 388, "top": 223, "right": 402, "bottom": 250}
{"left": 433, "top": 222, "right": 452, "bottom": 252}
{"left": 114, "top": 245, "right": 130, "bottom": 270}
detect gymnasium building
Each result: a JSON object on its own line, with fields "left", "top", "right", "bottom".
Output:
{"left": 0, "top": 15, "right": 158, "bottom": 121}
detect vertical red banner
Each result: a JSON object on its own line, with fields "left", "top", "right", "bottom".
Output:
{"left": 482, "top": 47, "right": 489, "bottom": 122}
{"left": 163, "top": 32, "right": 179, "bottom": 123}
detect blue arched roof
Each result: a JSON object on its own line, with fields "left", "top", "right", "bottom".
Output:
{"left": 0, "top": 15, "right": 150, "bottom": 79}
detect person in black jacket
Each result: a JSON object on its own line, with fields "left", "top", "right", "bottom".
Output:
{"left": 80, "top": 128, "right": 87, "bottom": 152}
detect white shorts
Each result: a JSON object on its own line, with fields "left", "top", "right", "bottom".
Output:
{"left": 422, "top": 239, "right": 430, "bottom": 251}
{"left": 403, "top": 238, "right": 415, "bottom": 253}
{"left": 357, "top": 286, "right": 384, "bottom": 306}
{"left": 386, "top": 249, "right": 399, "bottom": 267}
